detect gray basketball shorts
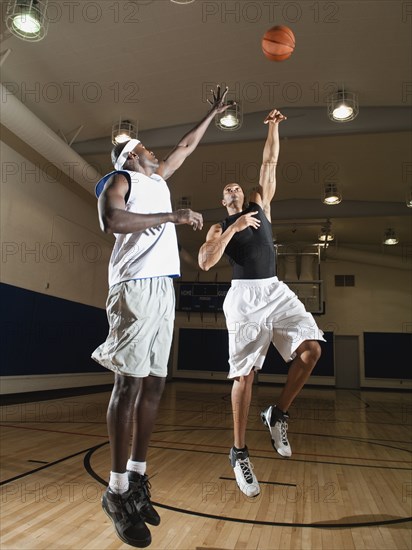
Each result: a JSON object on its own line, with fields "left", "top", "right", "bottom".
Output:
{"left": 92, "top": 277, "right": 175, "bottom": 378}
{"left": 223, "top": 276, "right": 325, "bottom": 379}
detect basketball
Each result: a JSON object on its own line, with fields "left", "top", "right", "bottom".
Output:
{"left": 261, "top": 25, "right": 295, "bottom": 62}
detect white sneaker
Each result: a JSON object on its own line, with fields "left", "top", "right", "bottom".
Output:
{"left": 229, "top": 446, "right": 260, "bottom": 497}
{"left": 261, "top": 405, "right": 292, "bottom": 457}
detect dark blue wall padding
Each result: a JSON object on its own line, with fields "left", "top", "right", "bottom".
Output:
{"left": 364, "top": 332, "right": 412, "bottom": 379}
{"left": 177, "top": 329, "right": 229, "bottom": 372}
{"left": 177, "top": 328, "right": 334, "bottom": 376}
{"left": 262, "top": 331, "right": 334, "bottom": 376}
{"left": 0, "top": 283, "right": 108, "bottom": 376}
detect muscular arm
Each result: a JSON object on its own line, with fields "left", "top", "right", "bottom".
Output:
{"left": 254, "top": 109, "right": 286, "bottom": 221}
{"left": 157, "top": 86, "right": 230, "bottom": 181}
{"left": 198, "top": 212, "right": 260, "bottom": 271}
{"left": 98, "top": 174, "right": 203, "bottom": 234}
{"left": 156, "top": 111, "right": 217, "bottom": 181}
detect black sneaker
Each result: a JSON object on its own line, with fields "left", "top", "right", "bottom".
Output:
{"left": 128, "top": 471, "right": 161, "bottom": 526}
{"left": 101, "top": 487, "right": 151, "bottom": 548}
{"left": 261, "top": 405, "right": 292, "bottom": 457}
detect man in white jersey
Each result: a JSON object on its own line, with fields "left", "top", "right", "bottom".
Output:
{"left": 198, "top": 109, "right": 325, "bottom": 498}
{"left": 93, "top": 86, "right": 231, "bottom": 547}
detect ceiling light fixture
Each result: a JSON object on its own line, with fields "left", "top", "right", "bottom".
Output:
{"left": 6, "top": 0, "right": 49, "bottom": 42}
{"left": 318, "top": 232, "right": 334, "bottom": 242}
{"left": 215, "top": 99, "right": 242, "bottom": 131}
{"left": 322, "top": 183, "right": 342, "bottom": 205}
{"left": 318, "top": 220, "right": 334, "bottom": 242}
{"left": 383, "top": 228, "right": 399, "bottom": 246}
{"left": 406, "top": 187, "right": 412, "bottom": 208}
{"left": 111, "top": 119, "right": 138, "bottom": 145}
{"left": 327, "top": 89, "right": 359, "bottom": 122}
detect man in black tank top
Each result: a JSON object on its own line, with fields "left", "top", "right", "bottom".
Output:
{"left": 199, "top": 110, "right": 325, "bottom": 498}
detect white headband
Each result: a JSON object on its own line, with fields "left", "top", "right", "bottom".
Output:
{"left": 114, "top": 139, "right": 141, "bottom": 170}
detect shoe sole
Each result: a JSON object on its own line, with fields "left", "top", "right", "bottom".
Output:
{"left": 102, "top": 502, "right": 152, "bottom": 548}
{"left": 260, "top": 411, "right": 292, "bottom": 458}
{"left": 236, "top": 483, "right": 260, "bottom": 497}
{"left": 233, "top": 470, "right": 261, "bottom": 497}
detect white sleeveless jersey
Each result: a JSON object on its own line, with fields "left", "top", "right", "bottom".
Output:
{"left": 98, "top": 170, "right": 180, "bottom": 287}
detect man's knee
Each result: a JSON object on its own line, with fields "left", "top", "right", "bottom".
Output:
{"left": 298, "top": 340, "right": 321, "bottom": 369}
{"left": 233, "top": 370, "right": 255, "bottom": 388}
{"left": 142, "top": 375, "right": 166, "bottom": 399}
{"left": 241, "top": 369, "right": 255, "bottom": 386}
{"left": 309, "top": 341, "right": 322, "bottom": 363}
{"left": 112, "top": 374, "right": 141, "bottom": 400}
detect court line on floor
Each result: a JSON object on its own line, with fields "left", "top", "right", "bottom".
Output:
{"left": 147, "top": 443, "right": 412, "bottom": 471}
{"left": 152, "top": 503, "right": 412, "bottom": 529}
{"left": 0, "top": 442, "right": 107, "bottom": 486}
{"left": 82, "top": 444, "right": 412, "bottom": 530}
{"left": 2, "top": 423, "right": 410, "bottom": 469}
{"left": 149, "top": 437, "right": 412, "bottom": 464}
{"left": 0, "top": 423, "right": 106, "bottom": 438}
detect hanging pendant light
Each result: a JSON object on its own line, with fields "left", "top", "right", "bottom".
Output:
{"left": 111, "top": 119, "right": 138, "bottom": 145}
{"left": 6, "top": 0, "right": 49, "bottom": 42}
{"left": 322, "top": 183, "right": 342, "bottom": 205}
{"left": 383, "top": 228, "right": 399, "bottom": 245}
{"left": 215, "top": 99, "right": 243, "bottom": 131}
{"left": 327, "top": 89, "right": 359, "bottom": 122}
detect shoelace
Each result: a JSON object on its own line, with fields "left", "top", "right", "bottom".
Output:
{"left": 116, "top": 491, "right": 139, "bottom": 521}
{"left": 237, "top": 458, "right": 255, "bottom": 484}
{"left": 139, "top": 475, "right": 152, "bottom": 501}
{"left": 279, "top": 420, "right": 289, "bottom": 445}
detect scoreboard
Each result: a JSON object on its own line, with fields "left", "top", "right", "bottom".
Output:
{"left": 175, "top": 282, "right": 231, "bottom": 312}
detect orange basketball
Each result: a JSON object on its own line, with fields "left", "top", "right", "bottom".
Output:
{"left": 262, "top": 25, "right": 295, "bottom": 62}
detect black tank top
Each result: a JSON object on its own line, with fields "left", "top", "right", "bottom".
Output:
{"left": 220, "top": 202, "right": 276, "bottom": 279}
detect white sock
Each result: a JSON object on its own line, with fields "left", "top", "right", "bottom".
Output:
{"left": 126, "top": 459, "right": 146, "bottom": 475}
{"left": 109, "top": 471, "right": 129, "bottom": 494}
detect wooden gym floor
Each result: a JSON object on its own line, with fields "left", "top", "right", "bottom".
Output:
{"left": 0, "top": 381, "right": 411, "bottom": 549}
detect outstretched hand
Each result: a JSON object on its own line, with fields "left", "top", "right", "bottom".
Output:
{"left": 207, "top": 85, "right": 233, "bottom": 114}
{"left": 264, "top": 109, "right": 287, "bottom": 124}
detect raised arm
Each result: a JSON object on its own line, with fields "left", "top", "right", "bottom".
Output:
{"left": 156, "top": 85, "right": 231, "bottom": 181}
{"left": 253, "top": 109, "right": 286, "bottom": 221}
{"left": 198, "top": 212, "right": 261, "bottom": 271}
{"left": 98, "top": 173, "right": 203, "bottom": 234}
